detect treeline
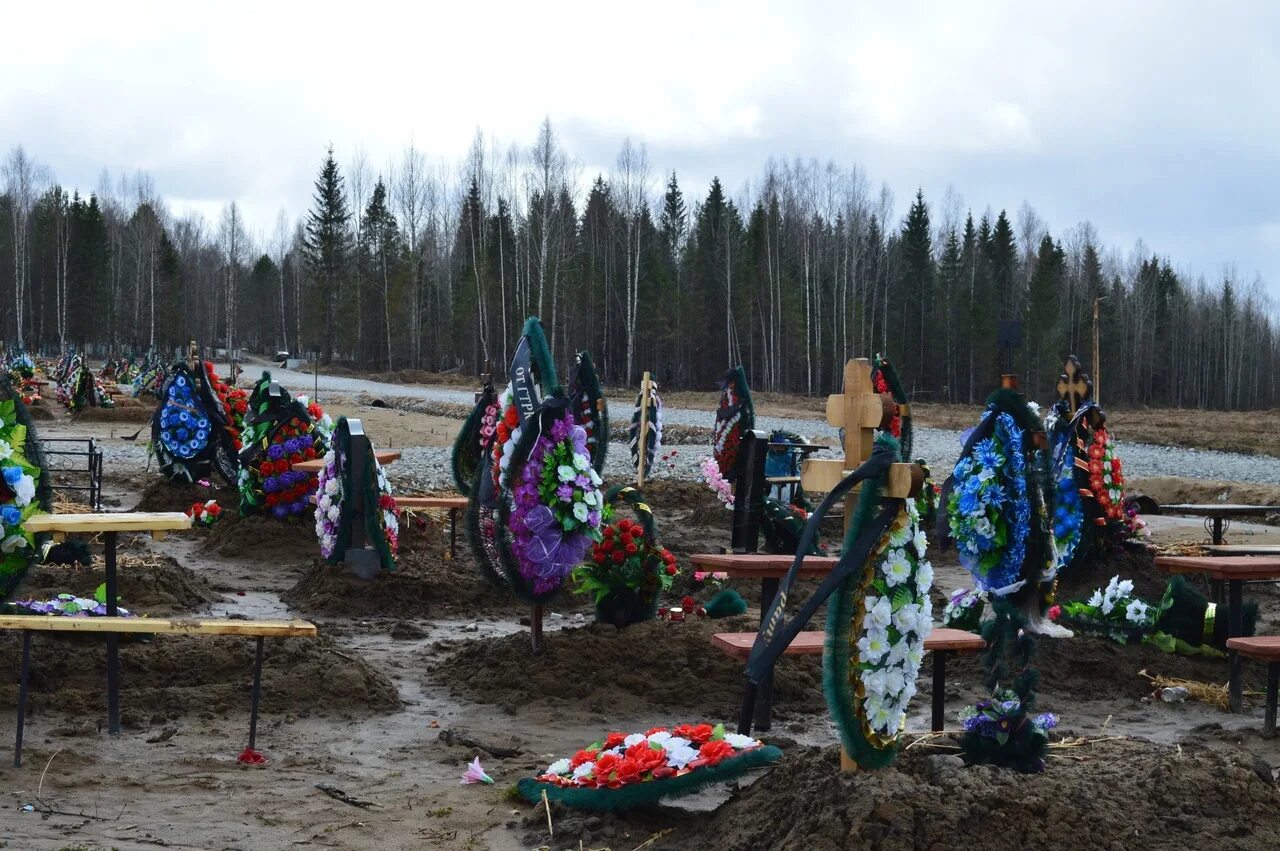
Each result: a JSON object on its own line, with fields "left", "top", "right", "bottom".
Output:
{"left": 2, "top": 122, "right": 1277, "bottom": 410}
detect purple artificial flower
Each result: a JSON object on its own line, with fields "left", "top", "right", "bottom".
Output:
{"left": 272, "top": 505, "right": 288, "bottom": 519}
{"left": 575, "top": 474, "right": 591, "bottom": 489}
{"left": 556, "top": 484, "right": 574, "bottom": 501}
{"left": 267, "top": 444, "right": 285, "bottom": 461}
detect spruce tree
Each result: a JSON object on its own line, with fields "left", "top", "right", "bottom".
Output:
{"left": 304, "top": 146, "right": 351, "bottom": 364}
{"left": 897, "top": 189, "right": 933, "bottom": 386}
{"left": 1026, "top": 234, "right": 1065, "bottom": 395}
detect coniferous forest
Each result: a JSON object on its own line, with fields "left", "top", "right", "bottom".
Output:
{"left": 2, "top": 120, "right": 1276, "bottom": 410}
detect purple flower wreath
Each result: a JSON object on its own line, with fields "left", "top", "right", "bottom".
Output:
{"left": 508, "top": 411, "right": 604, "bottom": 596}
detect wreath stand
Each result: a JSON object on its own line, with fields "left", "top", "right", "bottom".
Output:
{"left": 799, "top": 358, "right": 921, "bottom": 772}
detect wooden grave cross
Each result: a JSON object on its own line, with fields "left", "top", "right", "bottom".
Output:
{"left": 798, "top": 357, "right": 923, "bottom": 773}
{"left": 636, "top": 371, "right": 654, "bottom": 488}
{"left": 1055, "top": 355, "right": 1093, "bottom": 417}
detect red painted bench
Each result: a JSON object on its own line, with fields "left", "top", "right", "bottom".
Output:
{"left": 1225, "top": 636, "right": 1280, "bottom": 737}
{"left": 712, "top": 627, "right": 986, "bottom": 732}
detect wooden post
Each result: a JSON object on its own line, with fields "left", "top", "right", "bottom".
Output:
{"left": 1092, "top": 298, "right": 1101, "bottom": 406}
{"left": 636, "top": 371, "right": 652, "bottom": 488}
{"left": 531, "top": 604, "right": 544, "bottom": 655}
{"left": 189, "top": 340, "right": 198, "bottom": 372}
{"left": 799, "top": 357, "right": 920, "bottom": 773}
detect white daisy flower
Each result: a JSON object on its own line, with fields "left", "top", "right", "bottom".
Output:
{"left": 572, "top": 761, "right": 595, "bottom": 781}
{"left": 1125, "top": 599, "right": 1149, "bottom": 624}
{"left": 724, "top": 733, "right": 758, "bottom": 749}
{"left": 623, "top": 733, "right": 647, "bottom": 748}
{"left": 884, "top": 549, "right": 912, "bottom": 586}
{"left": 866, "top": 596, "right": 892, "bottom": 630}
{"left": 914, "top": 560, "right": 934, "bottom": 594}
{"left": 547, "top": 758, "right": 571, "bottom": 775}
{"left": 573, "top": 503, "right": 589, "bottom": 522}
{"left": 857, "top": 629, "right": 891, "bottom": 664}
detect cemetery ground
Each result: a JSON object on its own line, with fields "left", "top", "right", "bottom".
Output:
{"left": 2, "top": 377, "right": 1280, "bottom": 849}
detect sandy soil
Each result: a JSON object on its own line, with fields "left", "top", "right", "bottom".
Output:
{"left": 1, "top": 375, "right": 1278, "bottom": 850}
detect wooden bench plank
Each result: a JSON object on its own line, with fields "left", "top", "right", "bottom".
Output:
{"left": 1205, "top": 545, "right": 1280, "bottom": 557}
{"left": 0, "top": 615, "right": 317, "bottom": 637}
{"left": 690, "top": 553, "right": 839, "bottom": 579}
{"left": 292, "top": 450, "right": 402, "bottom": 474}
{"left": 1226, "top": 636, "right": 1280, "bottom": 661}
{"left": 397, "top": 496, "right": 468, "bottom": 510}
{"left": 26, "top": 512, "right": 192, "bottom": 536}
{"left": 1156, "top": 555, "right": 1280, "bottom": 580}
{"left": 711, "top": 627, "right": 985, "bottom": 662}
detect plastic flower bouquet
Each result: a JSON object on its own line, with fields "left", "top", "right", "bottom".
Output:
{"left": 572, "top": 510, "right": 677, "bottom": 626}
{"left": 942, "top": 587, "right": 986, "bottom": 632}
{"left": 959, "top": 688, "right": 1057, "bottom": 773}
{"left": 1054, "top": 574, "right": 1153, "bottom": 644}
{"left": 187, "top": 499, "right": 222, "bottom": 527}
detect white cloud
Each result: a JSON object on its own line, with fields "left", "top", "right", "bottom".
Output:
{"left": 0, "top": 0, "right": 1277, "bottom": 297}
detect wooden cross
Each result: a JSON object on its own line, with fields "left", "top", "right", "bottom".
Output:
{"left": 636, "top": 371, "right": 654, "bottom": 488}
{"left": 800, "top": 359, "right": 919, "bottom": 530}
{"left": 1055, "top": 355, "right": 1093, "bottom": 417}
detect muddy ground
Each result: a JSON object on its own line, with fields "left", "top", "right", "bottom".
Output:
{"left": 1, "top": 384, "right": 1278, "bottom": 850}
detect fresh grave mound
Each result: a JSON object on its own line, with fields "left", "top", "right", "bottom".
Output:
{"left": 0, "top": 632, "right": 399, "bottom": 723}
{"left": 430, "top": 616, "right": 825, "bottom": 719}
{"left": 941, "top": 632, "right": 1232, "bottom": 703}
{"left": 12, "top": 555, "right": 220, "bottom": 615}
{"left": 200, "top": 509, "right": 319, "bottom": 562}
{"left": 281, "top": 542, "right": 530, "bottom": 619}
{"left": 24, "top": 404, "right": 54, "bottom": 421}
{"left": 131, "top": 478, "right": 238, "bottom": 514}
{"left": 662, "top": 740, "right": 1280, "bottom": 850}
{"left": 71, "top": 405, "right": 155, "bottom": 423}
{"left": 1056, "top": 546, "right": 1167, "bottom": 603}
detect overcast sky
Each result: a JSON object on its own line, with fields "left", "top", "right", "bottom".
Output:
{"left": 3, "top": 1, "right": 1277, "bottom": 301}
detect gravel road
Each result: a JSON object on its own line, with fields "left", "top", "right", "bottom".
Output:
{"left": 190, "top": 363, "right": 1280, "bottom": 491}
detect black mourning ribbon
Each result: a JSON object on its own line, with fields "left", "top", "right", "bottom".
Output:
{"left": 477, "top": 334, "right": 547, "bottom": 509}
{"left": 744, "top": 442, "right": 901, "bottom": 685}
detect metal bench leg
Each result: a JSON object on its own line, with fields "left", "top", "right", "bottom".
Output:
{"left": 449, "top": 508, "right": 458, "bottom": 558}
{"left": 932, "top": 651, "right": 949, "bottom": 732}
{"left": 1228, "top": 579, "right": 1244, "bottom": 713}
{"left": 105, "top": 531, "right": 121, "bottom": 735}
{"left": 1265, "top": 662, "right": 1278, "bottom": 739}
{"left": 14, "top": 632, "right": 31, "bottom": 768}
{"left": 248, "top": 637, "right": 265, "bottom": 749}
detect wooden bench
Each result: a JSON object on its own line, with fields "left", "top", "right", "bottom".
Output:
{"left": 712, "top": 627, "right": 985, "bottom": 732}
{"left": 1224, "top": 636, "right": 1280, "bottom": 737}
{"left": 1205, "top": 545, "right": 1280, "bottom": 557}
{"left": 5, "top": 615, "right": 317, "bottom": 766}
{"left": 396, "top": 496, "right": 468, "bottom": 558}
{"left": 292, "top": 450, "right": 401, "bottom": 474}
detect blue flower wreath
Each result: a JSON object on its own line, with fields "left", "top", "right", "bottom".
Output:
{"left": 158, "top": 374, "right": 212, "bottom": 460}
{"left": 948, "top": 412, "right": 1031, "bottom": 595}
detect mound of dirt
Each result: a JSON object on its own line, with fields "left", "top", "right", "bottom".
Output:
{"left": 25, "top": 404, "right": 55, "bottom": 421}
{"left": 430, "top": 616, "right": 823, "bottom": 719}
{"left": 1056, "top": 546, "right": 1169, "bottom": 603}
{"left": 281, "top": 539, "right": 529, "bottom": 619}
{"left": 12, "top": 555, "right": 220, "bottom": 615}
{"left": 0, "top": 633, "right": 400, "bottom": 724}
{"left": 666, "top": 740, "right": 1280, "bottom": 850}
{"left": 201, "top": 510, "right": 320, "bottom": 564}
{"left": 72, "top": 406, "right": 155, "bottom": 423}
{"left": 131, "top": 479, "right": 238, "bottom": 514}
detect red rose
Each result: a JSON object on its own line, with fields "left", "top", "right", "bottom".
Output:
{"left": 665, "top": 565, "right": 677, "bottom": 576}
{"left": 208, "top": 503, "right": 221, "bottom": 515}
{"left": 681, "top": 596, "right": 696, "bottom": 610}
{"left": 504, "top": 407, "right": 519, "bottom": 428}
{"left": 604, "top": 732, "right": 626, "bottom": 749}
{"left": 614, "top": 758, "right": 642, "bottom": 785}
{"left": 593, "top": 551, "right": 606, "bottom": 565}
{"left": 620, "top": 533, "right": 633, "bottom": 548}
{"left": 698, "top": 739, "right": 734, "bottom": 765}
{"left": 674, "top": 723, "right": 714, "bottom": 745}
{"left": 651, "top": 765, "right": 676, "bottom": 779}
{"left": 625, "top": 543, "right": 638, "bottom": 555}
{"left": 593, "top": 752, "right": 621, "bottom": 778}
{"left": 569, "top": 748, "right": 598, "bottom": 769}
{"left": 305, "top": 447, "right": 317, "bottom": 459}
{"left": 603, "top": 525, "right": 615, "bottom": 538}
{"left": 613, "top": 550, "right": 626, "bottom": 564}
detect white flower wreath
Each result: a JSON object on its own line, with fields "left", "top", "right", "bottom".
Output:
{"left": 856, "top": 498, "right": 934, "bottom": 739}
